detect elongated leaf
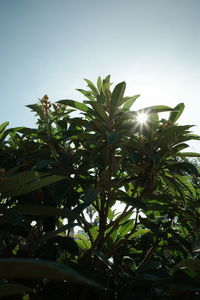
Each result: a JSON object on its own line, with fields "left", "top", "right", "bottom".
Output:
{"left": 92, "top": 250, "right": 114, "bottom": 270}
{"left": 163, "top": 174, "right": 187, "bottom": 205}
{"left": 11, "top": 205, "right": 86, "bottom": 225}
{"left": 156, "top": 126, "right": 193, "bottom": 148}
{"left": 89, "top": 226, "right": 99, "bottom": 241}
{"left": 0, "top": 121, "right": 9, "bottom": 137}
{"left": 32, "top": 160, "right": 53, "bottom": 170}
{"left": 122, "top": 95, "right": 140, "bottom": 110}
{"left": 92, "top": 119, "right": 105, "bottom": 133}
{"left": 84, "top": 79, "right": 99, "bottom": 95}
{"left": 172, "top": 162, "right": 199, "bottom": 177}
{"left": 120, "top": 197, "right": 147, "bottom": 209}
{"left": 57, "top": 99, "right": 94, "bottom": 114}
{"left": 0, "top": 284, "right": 31, "bottom": 297}
{"left": 130, "top": 228, "right": 150, "bottom": 238}
{"left": 169, "top": 103, "right": 185, "bottom": 123}
{"left": 0, "top": 171, "right": 47, "bottom": 193}
{"left": 76, "top": 89, "right": 94, "bottom": 101}
{"left": 174, "top": 175, "right": 196, "bottom": 198}
{"left": 89, "top": 102, "right": 109, "bottom": 123}
{"left": 97, "top": 76, "right": 102, "bottom": 92}
{"left": 148, "top": 105, "right": 174, "bottom": 113}
{"left": 17, "top": 127, "right": 39, "bottom": 135}
{"left": 171, "top": 143, "right": 189, "bottom": 153}
{"left": 73, "top": 188, "right": 99, "bottom": 215}
{"left": 0, "top": 126, "right": 26, "bottom": 142}
{"left": 177, "top": 152, "right": 200, "bottom": 157}
{"left": 12, "top": 205, "right": 75, "bottom": 218}
{"left": 40, "top": 222, "right": 78, "bottom": 242}
{"left": 0, "top": 258, "right": 101, "bottom": 287}
{"left": 75, "top": 234, "right": 91, "bottom": 250}
{"left": 119, "top": 220, "right": 134, "bottom": 236}
{"left": 97, "top": 90, "right": 106, "bottom": 104}
{"left": 26, "top": 104, "right": 44, "bottom": 117}
{"left": 174, "top": 259, "right": 200, "bottom": 272}
{"left": 111, "top": 82, "right": 126, "bottom": 110}
{"left": 1, "top": 174, "right": 66, "bottom": 198}
{"left": 101, "top": 75, "right": 111, "bottom": 94}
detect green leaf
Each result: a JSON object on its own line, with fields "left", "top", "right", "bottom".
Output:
{"left": 0, "top": 121, "right": 9, "bottom": 137}
{"left": 0, "top": 171, "right": 47, "bottom": 193}
{"left": 0, "top": 258, "right": 101, "bottom": 287}
{"left": 32, "top": 160, "right": 53, "bottom": 170}
{"left": 89, "top": 102, "right": 109, "bottom": 123}
{"left": 75, "top": 234, "right": 91, "bottom": 250}
{"left": 174, "top": 175, "right": 196, "bottom": 198}
{"left": 174, "top": 259, "right": 200, "bottom": 272}
{"left": 0, "top": 173, "right": 66, "bottom": 198}
{"left": 51, "top": 236, "right": 79, "bottom": 255}
{"left": 148, "top": 105, "right": 174, "bottom": 113}
{"left": 92, "top": 119, "right": 105, "bottom": 133}
{"left": 156, "top": 126, "right": 193, "bottom": 148}
{"left": 177, "top": 152, "right": 200, "bottom": 157}
{"left": 0, "top": 284, "right": 31, "bottom": 297}
{"left": 84, "top": 79, "right": 99, "bottom": 96}
{"left": 111, "top": 82, "right": 126, "bottom": 110}
{"left": 97, "top": 76, "right": 102, "bottom": 92}
{"left": 89, "top": 226, "right": 99, "bottom": 241}
{"left": 92, "top": 250, "right": 114, "bottom": 270}
{"left": 96, "top": 91, "right": 106, "bottom": 104}
{"left": 122, "top": 95, "right": 140, "bottom": 110}
{"left": 163, "top": 174, "right": 187, "bottom": 205}
{"left": 130, "top": 228, "right": 150, "bottom": 238}
{"left": 119, "top": 220, "right": 134, "bottom": 236}
{"left": 120, "top": 197, "right": 147, "bottom": 209}
{"left": 102, "top": 76, "right": 112, "bottom": 94}
{"left": 40, "top": 222, "right": 78, "bottom": 242}
{"left": 173, "top": 162, "right": 199, "bottom": 177}
{"left": 26, "top": 104, "right": 45, "bottom": 118}
{"left": 73, "top": 188, "right": 99, "bottom": 215}
{"left": 12, "top": 205, "right": 75, "bottom": 218}
{"left": 171, "top": 143, "right": 189, "bottom": 153}
{"left": 57, "top": 99, "right": 94, "bottom": 114}
{"left": 169, "top": 103, "right": 185, "bottom": 123}
{"left": 76, "top": 89, "right": 95, "bottom": 101}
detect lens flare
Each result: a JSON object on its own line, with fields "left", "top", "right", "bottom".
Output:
{"left": 136, "top": 112, "right": 148, "bottom": 125}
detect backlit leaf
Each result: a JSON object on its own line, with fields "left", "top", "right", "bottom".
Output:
{"left": 111, "top": 82, "right": 126, "bottom": 110}
{"left": 0, "top": 258, "right": 101, "bottom": 287}
{"left": 57, "top": 99, "right": 94, "bottom": 114}
{"left": 122, "top": 95, "right": 140, "bottom": 110}
{"left": 169, "top": 103, "right": 185, "bottom": 123}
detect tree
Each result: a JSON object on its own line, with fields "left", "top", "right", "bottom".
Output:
{"left": 0, "top": 76, "right": 200, "bottom": 299}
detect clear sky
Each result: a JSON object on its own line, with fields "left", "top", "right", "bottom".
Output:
{"left": 1, "top": 0, "right": 200, "bottom": 151}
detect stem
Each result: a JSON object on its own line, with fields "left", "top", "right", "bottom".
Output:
{"left": 79, "top": 212, "right": 94, "bottom": 244}
{"left": 137, "top": 246, "right": 155, "bottom": 269}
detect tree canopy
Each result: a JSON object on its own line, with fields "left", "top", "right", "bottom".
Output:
{"left": 0, "top": 76, "right": 200, "bottom": 299}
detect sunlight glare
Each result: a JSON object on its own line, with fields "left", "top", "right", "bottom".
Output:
{"left": 136, "top": 112, "right": 148, "bottom": 125}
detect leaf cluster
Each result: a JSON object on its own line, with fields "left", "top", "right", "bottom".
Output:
{"left": 0, "top": 77, "right": 200, "bottom": 299}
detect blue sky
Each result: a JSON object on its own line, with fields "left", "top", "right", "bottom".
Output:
{"left": 1, "top": 0, "right": 200, "bottom": 151}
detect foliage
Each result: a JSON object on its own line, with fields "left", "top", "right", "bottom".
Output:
{"left": 0, "top": 76, "right": 200, "bottom": 299}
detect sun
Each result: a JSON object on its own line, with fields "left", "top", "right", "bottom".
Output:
{"left": 136, "top": 112, "right": 148, "bottom": 125}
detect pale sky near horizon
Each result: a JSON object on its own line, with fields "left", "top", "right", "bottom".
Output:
{"left": 1, "top": 0, "right": 200, "bottom": 151}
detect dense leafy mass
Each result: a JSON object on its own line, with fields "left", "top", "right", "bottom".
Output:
{"left": 0, "top": 76, "right": 200, "bottom": 299}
